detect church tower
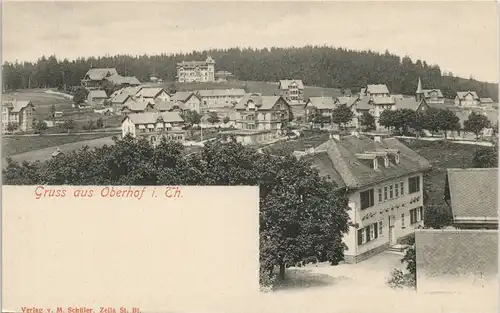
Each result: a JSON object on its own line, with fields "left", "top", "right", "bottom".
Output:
{"left": 415, "top": 77, "right": 424, "bottom": 102}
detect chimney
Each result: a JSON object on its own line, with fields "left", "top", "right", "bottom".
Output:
{"left": 374, "top": 136, "right": 381, "bottom": 142}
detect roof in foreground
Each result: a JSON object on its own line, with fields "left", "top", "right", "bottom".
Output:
{"left": 298, "top": 134, "right": 432, "bottom": 189}
{"left": 307, "top": 97, "right": 336, "bottom": 110}
{"left": 366, "top": 84, "right": 390, "bottom": 94}
{"left": 446, "top": 168, "right": 498, "bottom": 219}
{"left": 415, "top": 229, "right": 498, "bottom": 288}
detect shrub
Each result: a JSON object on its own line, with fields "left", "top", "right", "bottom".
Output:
{"left": 386, "top": 268, "right": 415, "bottom": 289}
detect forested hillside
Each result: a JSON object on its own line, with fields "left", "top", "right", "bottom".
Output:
{"left": 2, "top": 46, "right": 497, "bottom": 100}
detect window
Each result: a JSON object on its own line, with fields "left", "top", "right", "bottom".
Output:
{"left": 417, "top": 207, "right": 422, "bottom": 221}
{"left": 378, "top": 188, "right": 383, "bottom": 202}
{"left": 419, "top": 207, "right": 424, "bottom": 222}
{"left": 401, "top": 213, "right": 405, "bottom": 228}
{"left": 400, "top": 182, "right": 404, "bottom": 195}
{"left": 389, "top": 185, "right": 394, "bottom": 199}
{"left": 370, "top": 224, "right": 375, "bottom": 241}
{"left": 360, "top": 189, "right": 375, "bottom": 210}
{"left": 395, "top": 184, "right": 399, "bottom": 197}
{"left": 358, "top": 222, "right": 380, "bottom": 246}
{"left": 409, "top": 176, "right": 421, "bottom": 194}
{"left": 384, "top": 186, "right": 388, "bottom": 201}
{"left": 357, "top": 228, "right": 364, "bottom": 245}
{"left": 410, "top": 208, "right": 417, "bottom": 224}
{"left": 378, "top": 221, "right": 383, "bottom": 236}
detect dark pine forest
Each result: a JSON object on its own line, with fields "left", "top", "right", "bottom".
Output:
{"left": 2, "top": 46, "right": 497, "bottom": 100}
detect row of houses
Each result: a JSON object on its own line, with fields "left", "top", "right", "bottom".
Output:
{"left": 304, "top": 78, "right": 498, "bottom": 130}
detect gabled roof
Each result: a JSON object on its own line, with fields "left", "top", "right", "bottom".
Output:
{"left": 235, "top": 94, "right": 290, "bottom": 111}
{"left": 480, "top": 98, "right": 494, "bottom": 103}
{"left": 196, "top": 89, "right": 246, "bottom": 97}
{"left": 2, "top": 100, "right": 34, "bottom": 113}
{"left": 307, "top": 97, "right": 336, "bottom": 110}
{"left": 446, "top": 168, "right": 498, "bottom": 220}
{"left": 355, "top": 96, "right": 371, "bottom": 110}
{"left": 422, "top": 89, "right": 444, "bottom": 98}
{"left": 155, "top": 99, "right": 185, "bottom": 112}
{"left": 111, "top": 93, "right": 131, "bottom": 104}
{"left": 335, "top": 96, "right": 352, "bottom": 106}
{"left": 125, "top": 111, "right": 184, "bottom": 124}
{"left": 136, "top": 87, "right": 166, "bottom": 98}
{"left": 366, "top": 84, "right": 389, "bottom": 94}
{"left": 456, "top": 91, "right": 479, "bottom": 100}
{"left": 305, "top": 135, "right": 431, "bottom": 189}
{"left": 370, "top": 96, "right": 395, "bottom": 105}
{"left": 88, "top": 90, "right": 107, "bottom": 99}
{"left": 122, "top": 98, "right": 154, "bottom": 112}
{"left": 121, "top": 86, "right": 143, "bottom": 97}
{"left": 279, "top": 79, "right": 304, "bottom": 90}
{"left": 84, "top": 68, "right": 118, "bottom": 81}
{"left": 395, "top": 97, "right": 429, "bottom": 111}
{"left": 415, "top": 229, "right": 498, "bottom": 292}
{"left": 171, "top": 91, "right": 198, "bottom": 102}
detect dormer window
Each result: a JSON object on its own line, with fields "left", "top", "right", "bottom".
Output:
{"left": 384, "top": 156, "right": 389, "bottom": 168}
{"left": 395, "top": 154, "right": 400, "bottom": 164}
{"left": 373, "top": 158, "right": 379, "bottom": 170}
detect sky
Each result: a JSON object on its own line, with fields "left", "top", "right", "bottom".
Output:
{"left": 2, "top": 1, "right": 499, "bottom": 82}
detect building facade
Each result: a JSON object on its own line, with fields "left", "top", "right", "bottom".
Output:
{"left": 121, "top": 112, "right": 186, "bottom": 146}
{"left": 304, "top": 97, "right": 336, "bottom": 123}
{"left": 415, "top": 77, "right": 445, "bottom": 105}
{"left": 2, "top": 100, "right": 35, "bottom": 132}
{"left": 171, "top": 92, "right": 201, "bottom": 113}
{"left": 176, "top": 56, "right": 216, "bottom": 83}
{"left": 234, "top": 94, "right": 292, "bottom": 136}
{"left": 81, "top": 68, "right": 119, "bottom": 89}
{"left": 197, "top": 89, "right": 246, "bottom": 110}
{"left": 278, "top": 80, "right": 304, "bottom": 105}
{"left": 135, "top": 87, "right": 170, "bottom": 102}
{"left": 300, "top": 134, "right": 431, "bottom": 263}
{"left": 455, "top": 91, "right": 480, "bottom": 107}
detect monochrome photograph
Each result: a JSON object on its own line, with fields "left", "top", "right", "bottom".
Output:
{"left": 2, "top": 1, "right": 499, "bottom": 312}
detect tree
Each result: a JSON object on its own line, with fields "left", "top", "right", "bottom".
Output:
{"left": 424, "top": 205, "right": 453, "bottom": 229}
{"left": 379, "top": 109, "right": 397, "bottom": 132}
{"left": 395, "top": 109, "right": 417, "bottom": 135}
{"left": 62, "top": 119, "right": 76, "bottom": 134}
{"left": 73, "top": 87, "right": 89, "bottom": 106}
{"left": 182, "top": 110, "right": 202, "bottom": 127}
{"left": 472, "top": 146, "right": 498, "bottom": 168}
{"left": 422, "top": 108, "right": 440, "bottom": 136}
{"left": 6, "top": 122, "right": 19, "bottom": 132}
{"left": 358, "top": 112, "right": 375, "bottom": 131}
{"left": 33, "top": 119, "right": 48, "bottom": 134}
{"left": 96, "top": 117, "right": 104, "bottom": 129}
{"left": 331, "top": 104, "right": 354, "bottom": 130}
{"left": 207, "top": 112, "right": 220, "bottom": 125}
{"left": 49, "top": 104, "right": 56, "bottom": 119}
{"left": 464, "top": 111, "right": 491, "bottom": 139}
{"left": 168, "top": 82, "right": 177, "bottom": 94}
{"left": 411, "top": 111, "right": 426, "bottom": 137}
{"left": 436, "top": 109, "right": 460, "bottom": 140}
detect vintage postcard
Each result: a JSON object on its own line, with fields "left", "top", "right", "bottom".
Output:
{"left": 2, "top": 1, "right": 499, "bottom": 313}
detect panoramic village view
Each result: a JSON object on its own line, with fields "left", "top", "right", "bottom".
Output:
{"left": 2, "top": 1, "right": 499, "bottom": 312}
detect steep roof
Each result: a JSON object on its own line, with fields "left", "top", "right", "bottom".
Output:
{"left": 155, "top": 99, "right": 185, "bottom": 112}
{"left": 171, "top": 91, "right": 198, "bottom": 102}
{"left": 305, "top": 135, "right": 431, "bottom": 189}
{"left": 446, "top": 168, "right": 498, "bottom": 220}
{"left": 196, "top": 89, "right": 246, "bottom": 97}
{"left": 335, "top": 96, "right": 354, "bottom": 106}
{"left": 307, "top": 97, "right": 336, "bottom": 110}
{"left": 125, "top": 111, "right": 184, "bottom": 125}
{"left": 84, "top": 68, "right": 118, "bottom": 81}
{"left": 415, "top": 229, "right": 498, "bottom": 292}
{"left": 366, "top": 84, "right": 389, "bottom": 94}
{"left": 122, "top": 98, "right": 154, "bottom": 112}
{"left": 111, "top": 93, "right": 131, "bottom": 104}
{"left": 279, "top": 79, "right": 304, "bottom": 90}
{"left": 416, "top": 77, "right": 423, "bottom": 94}
{"left": 395, "top": 97, "right": 428, "bottom": 111}
{"left": 480, "top": 98, "right": 494, "bottom": 103}
{"left": 355, "top": 96, "right": 371, "bottom": 110}
{"left": 423, "top": 89, "right": 444, "bottom": 98}
{"left": 456, "top": 91, "right": 479, "bottom": 100}
{"left": 371, "top": 96, "right": 395, "bottom": 105}
{"left": 136, "top": 87, "right": 166, "bottom": 98}
{"left": 121, "top": 86, "right": 143, "bottom": 97}
{"left": 88, "top": 90, "right": 107, "bottom": 99}
{"left": 235, "top": 94, "right": 289, "bottom": 111}
{"left": 2, "top": 100, "right": 34, "bottom": 113}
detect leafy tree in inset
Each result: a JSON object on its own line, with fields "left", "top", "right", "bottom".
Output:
{"left": 359, "top": 111, "right": 376, "bottom": 131}
{"left": 331, "top": 104, "right": 354, "bottom": 130}
{"left": 472, "top": 146, "right": 498, "bottom": 168}
{"left": 33, "top": 119, "right": 48, "bottom": 134}
{"left": 464, "top": 111, "right": 491, "bottom": 139}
